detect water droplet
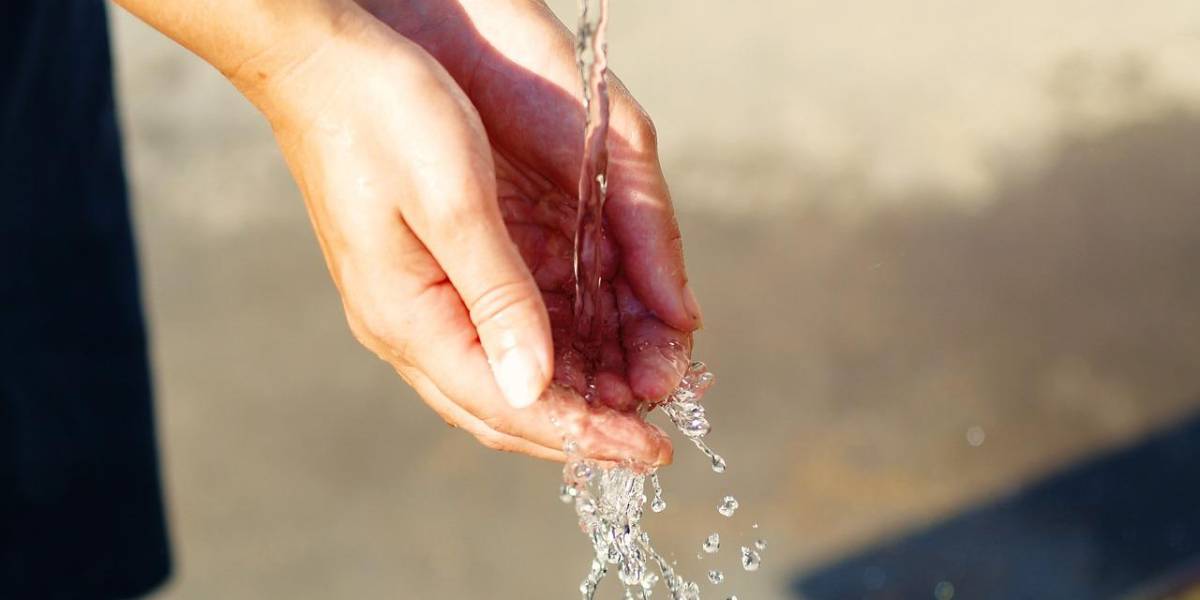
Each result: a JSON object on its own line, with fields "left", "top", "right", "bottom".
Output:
{"left": 641, "top": 572, "right": 659, "bottom": 589}
{"left": 710, "top": 453, "right": 727, "bottom": 473}
{"left": 564, "top": 439, "right": 578, "bottom": 454}
{"left": 966, "top": 426, "right": 986, "bottom": 447}
{"left": 559, "top": 484, "right": 575, "bottom": 503}
{"left": 754, "top": 538, "right": 768, "bottom": 551}
{"left": 649, "top": 472, "right": 667, "bottom": 513}
{"left": 576, "top": 497, "right": 596, "bottom": 514}
{"left": 718, "top": 496, "right": 739, "bottom": 517}
{"left": 740, "top": 546, "right": 761, "bottom": 572}
{"left": 751, "top": 523, "right": 759, "bottom": 529}
{"left": 702, "top": 533, "right": 720, "bottom": 554}
{"left": 708, "top": 570, "right": 724, "bottom": 584}
{"left": 574, "top": 461, "right": 594, "bottom": 482}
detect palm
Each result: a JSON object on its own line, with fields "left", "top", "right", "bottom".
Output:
{"left": 369, "top": 0, "right": 694, "bottom": 409}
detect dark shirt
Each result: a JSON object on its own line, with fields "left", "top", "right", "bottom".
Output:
{"left": 1, "top": 0, "right": 171, "bottom": 597}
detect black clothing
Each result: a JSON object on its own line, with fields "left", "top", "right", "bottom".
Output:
{"left": 1, "top": 1, "right": 171, "bottom": 597}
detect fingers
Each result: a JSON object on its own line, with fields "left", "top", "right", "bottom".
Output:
{"left": 616, "top": 278, "right": 693, "bottom": 403}
{"left": 347, "top": 229, "right": 672, "bottom": 465}
{"left": 399, "top": 366, "right": 567, "bottom": 462}
{"left": 397, "top": 104, "right": 554, "bottom": 411}
{"left": 604, "top": 85, "right": 703, "bottom": 334}
{"left": 408, "top": 307, "right": 672, "bottom": 465}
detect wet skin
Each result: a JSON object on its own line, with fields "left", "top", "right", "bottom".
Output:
{"left": 117, "top": 0, "right": 701, "bottom": 464}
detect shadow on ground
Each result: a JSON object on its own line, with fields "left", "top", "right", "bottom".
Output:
{"left": 791, "top": 409, "right": 1200, "bottom": 600}
{"left": 752, "top": 107, "right": 1200, "bottom": 599}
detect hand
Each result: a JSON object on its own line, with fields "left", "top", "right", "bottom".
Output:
{"left": 240, "top": 3, "right": 701, "bottom": 464}
{"left": 362, "top": 0, "right": 703, "bottom": 396}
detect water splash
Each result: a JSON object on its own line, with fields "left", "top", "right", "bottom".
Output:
{"left": 739, "top": 547, "right": 761, "bottom": 572}
{"left": 717, "top": 496, "right": 739, "bottom": 518}
{"left": 558, "top": 0, "right": 763, "bottom": 597}
{"left": 659, "top": 364, "right": 727, "bottom": 473}
{"left": 650, "top": 472, "right": 667, "bottom": 513}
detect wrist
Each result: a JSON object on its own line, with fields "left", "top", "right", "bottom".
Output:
{"left": 223, "top": 5, "right": 377, "bottom": 119}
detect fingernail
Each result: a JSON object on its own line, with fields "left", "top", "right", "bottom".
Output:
{"left": 681, "top": 284, "right": 704, "bottom": 327}
{"left": 493, "top": 347, "right": 546, "bottom": 409}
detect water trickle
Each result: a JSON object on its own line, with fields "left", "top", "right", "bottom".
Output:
{"left": 702, "top": 533, "right": 720, "bottom": 554}
{"left": 571, "top": 0, "right": 611, "bottom": 356}
{"left": 718, "top": 496, "right": 739, "bottom": 518}
{"left": 650, "top": 472, "right": 667, "bottom": 513}
{"left": 709, "top": 453, "right": 727, "bottom": 474}
{"left": 558, "top": 0, "right": 764, "bottom": 597}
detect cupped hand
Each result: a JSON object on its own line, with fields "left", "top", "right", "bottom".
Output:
{"left": 256, "top": 3, "right": 699, "bottom": 464}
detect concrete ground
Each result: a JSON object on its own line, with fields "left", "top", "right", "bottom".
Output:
{"left": 110, "top": 1, "right": 1200, "bottom": 598}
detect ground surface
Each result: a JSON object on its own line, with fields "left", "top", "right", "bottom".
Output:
{"left": 111, "top": 2, "right": 1200, "bottom": 598}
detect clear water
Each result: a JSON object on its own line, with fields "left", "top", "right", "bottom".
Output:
{"left": 717, "top": 496, "right": 739, "bottom": 518}
{"left": 558, "top": 0, "right": 763, "bottom": 597}
{"left": 739, "top": 547, "right": 761, "bottom": 572}
{"left": 561, "top": 365, "right": 723, "bottom": 598}
{"left": 571, "top": 0, "right": 612, "bottom": 358}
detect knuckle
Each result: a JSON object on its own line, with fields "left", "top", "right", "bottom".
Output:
{"left": 630, "top": 114, "right": 659, "bottom": 152}
{"left": 467, "top": 279, "right": 542, "bottom": 332}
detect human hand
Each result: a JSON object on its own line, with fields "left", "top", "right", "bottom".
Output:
{"left": 245, "top": 5, "right": 698, "bottom": 465}
{"left": 355, "top": 0, "right": 702, "bottom": 438}
{"left": 118, "top": 0, "right": 700, "bottom": 464}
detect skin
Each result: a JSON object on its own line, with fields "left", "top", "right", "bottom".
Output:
{"left": 116, "top": 0, "right": 702, "bottom": 465}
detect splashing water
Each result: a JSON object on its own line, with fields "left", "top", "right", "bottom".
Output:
{"left": 650, "top": 472, "right": 667, "bottom": 513}
{"left": 561, "top": 363, "right": 728, "bottom": 597}
{"left": 717, "top": 496, "right": 739, "bottom": 518}
{"left": 739, "top": 547, "right": 761, "bottom": 572}
{"left": 557, "top": 0, "right": 762, "bottom": 597}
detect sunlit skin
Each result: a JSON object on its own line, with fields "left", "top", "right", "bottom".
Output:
{"left": 116, "top": 0, "right": 701, "bottom": 465}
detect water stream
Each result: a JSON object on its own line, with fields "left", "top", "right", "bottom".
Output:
{"left": 558, "top": 1, "right": 760, "bottom": 597}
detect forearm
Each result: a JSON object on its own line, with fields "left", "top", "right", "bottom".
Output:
{"left": 115, "top": 0, "right": 365, "bottom": 108}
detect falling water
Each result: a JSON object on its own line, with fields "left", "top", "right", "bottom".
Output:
{"left": 558, "top": 1, "right": 762, "bottom": 597}
{"left": 572, "top": 0, "right": 612, "bottom": 356}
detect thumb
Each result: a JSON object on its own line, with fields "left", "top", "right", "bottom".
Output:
{"left": 400, "top": 150, "right": 553, "bottom": 410}
{"left": 413, "top": 199, "right": 553, "bottom": 408}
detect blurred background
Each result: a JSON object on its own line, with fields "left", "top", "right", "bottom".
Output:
{"left": 109, "top": 1, "right": 1200, "bottom": 598}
